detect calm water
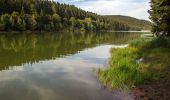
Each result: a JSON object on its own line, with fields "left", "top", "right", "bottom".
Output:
{"left": 0, "top": 32, "right": 141, "bottom": 100}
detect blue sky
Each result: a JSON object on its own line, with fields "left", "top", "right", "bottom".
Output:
{"left": 55, "top": 0, "right": 150, "bottom": 20}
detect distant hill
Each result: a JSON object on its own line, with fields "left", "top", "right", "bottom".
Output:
{"left": 103, "top": 15, "right": 152, "bottom": 31}
{"left": 0, "top": 0, "right": 151, "bottom": 32}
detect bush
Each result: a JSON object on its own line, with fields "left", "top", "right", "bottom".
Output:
{"left": 148, "top": 37, "right": 170, "bottom": 48}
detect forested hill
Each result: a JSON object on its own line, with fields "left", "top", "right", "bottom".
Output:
{"left": 0, "top": 0, "right": 151, "bottom": 32}
{"left": 104, "top": 15, "right": 152, "bottom": 31}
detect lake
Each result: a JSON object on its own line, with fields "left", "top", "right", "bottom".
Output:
{"left": 0, "top": 32, "right": 142, "bottom": 100}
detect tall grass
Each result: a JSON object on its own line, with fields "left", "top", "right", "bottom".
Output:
{"left": 97, "top": 37, "right": 170, "bottom": 90}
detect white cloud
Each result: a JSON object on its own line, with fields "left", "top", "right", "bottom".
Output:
{"left": 55, "top": 0, "right": 150, "bottom": 20}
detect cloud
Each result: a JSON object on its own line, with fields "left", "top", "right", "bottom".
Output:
{"left": 55, "top": 0, "right": 150, "bottom": 20}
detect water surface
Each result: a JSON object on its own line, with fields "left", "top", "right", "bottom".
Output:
{"left": 0, "top": 32, "right": 141, "bottom": 100}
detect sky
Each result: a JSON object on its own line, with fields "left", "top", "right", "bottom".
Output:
{"left": 55, "top": 0, "right": 150, "bottom": 21}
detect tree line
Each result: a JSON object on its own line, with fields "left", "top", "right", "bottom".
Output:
{"left": 104, "top": 15, "right": 152, "bottom": 31}
{"left": 0, "top": 0, "right": 139, "bottom": 32}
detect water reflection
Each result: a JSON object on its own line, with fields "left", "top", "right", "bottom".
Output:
{"left": 0, "top": 32, "right": 140, "bottom": 70}
{"left": 0, "top": 32, "right": 141, "bottom": 100}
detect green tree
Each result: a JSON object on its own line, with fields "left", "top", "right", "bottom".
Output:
{"left": 52, "top": 13, "right": 61, "bottom": 30}
{"left": 149, "top": 0, "right": 170, "bottom": 36}
{"left": 0, "top": 14, "right": 12, "bottom": 30}
{"left": 84, "top": 18, "right": 93, "bottom": 30}
{"left": 63, "top": 17, "right": 69, "bottom": 28}
{"left": 24, "top": 15, "right": 37, "bottom": 30}
{"left": 10, "top": 12, "right": 19, "bottom": 30}
{"left": 37, "top": 15, "right": 44, "bottom": 30}
{"left": 0, "top": 0, "right": 148, "bottom": 32}
{"left": 51, "top": 4, "right": 56, "bottom": 14}
{"left": 16, "top": 17, "right": 26, "bottom": 31}
{"left": 69, "top": 17, "right": 76, "bottom": 31}
{"left": 30, "top": 4, "right": 36, "bottom": 15}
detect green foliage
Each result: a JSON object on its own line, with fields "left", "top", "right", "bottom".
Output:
{"left": 0, "top": 0, "right": 151, "bottom": 32}
{"left": 84, "top": 18, "right": 93, "bottom": 30}
{"left": 98, "top": 47, "right": 152, "bottom": 89}
{"left": 104, "top": 15, "right": 152, "bottom": 31}
{"left": 24, "top": 15, "right": 37, "bottom": 30}
{"left": 149, "top": 0, "right": 170, "bottom": 36}
{"left": 98, "top": 38, "right": 170, "bottom": 90}
{"left": 10, "top": 12, "right": 19, "bottom": 29}
{"left": 69, "top": 17, "right": 76, "bottom": 31}
{"left": 52, "top": 14, "right": 61, "bottom": 24}
{"left": 146, "top": 37, "right": 170, "bottom": 49}
{"left": 16, "top": 17, "right": 26, "bottom": 31}
{"left": 0, "top": 14, "right": 11, "bottom": 30}
{"left": 129, "top": 39, "right": 148, "bottom": 48}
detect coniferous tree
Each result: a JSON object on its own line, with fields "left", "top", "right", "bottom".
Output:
{"left": 0, "top": 0, "right": 150, "bottom": 32}
{"left": 149, "top": 0, "right": 170, "bottom": 36}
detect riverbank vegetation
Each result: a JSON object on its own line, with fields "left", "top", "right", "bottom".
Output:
{"left": 0, "top": 0, "right": 151, "bottom": 32}
{"left": 98, "top": 0, "right": 170, "bottom": 99}
{"left": 97, "top": 37, "right": 170, "bottom": 99}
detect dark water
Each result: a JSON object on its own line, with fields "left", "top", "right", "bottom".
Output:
{"left": 0, "top": 32, "right": 141, "bottom": 100}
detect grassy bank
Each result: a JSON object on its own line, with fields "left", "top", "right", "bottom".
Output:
{"left": 97, "top": 37, "right": 170, "bottom": 98}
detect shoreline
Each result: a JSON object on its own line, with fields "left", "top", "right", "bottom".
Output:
{"left": 0, "top": 30, "right": 151, "bottom": 33}
{"left": 108, "top": 30, "right": 151, "bottom": 33}
{"left": 97, "top": 37, "right": 170, "bottom": 100}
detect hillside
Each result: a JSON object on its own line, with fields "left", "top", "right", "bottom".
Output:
{"left": 0, "top": 0, "right": 151, "bottom": 32}
{"left": 104, "top": 15, "right": 152, "bottom": 31}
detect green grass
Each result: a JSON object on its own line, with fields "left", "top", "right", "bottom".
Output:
{"left": 97, "top": 37, "right": 170, "bottom": 90}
